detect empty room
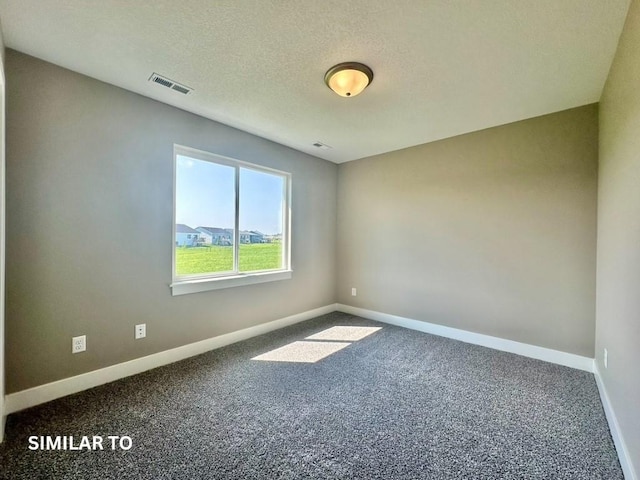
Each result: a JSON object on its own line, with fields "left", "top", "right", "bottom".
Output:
{"left": 0, "top": 1, "right": 638, "bottom": 479}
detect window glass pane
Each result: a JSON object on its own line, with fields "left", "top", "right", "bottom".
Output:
{"left": 175, "top": 155, "right": 235, "bottom": 276}
{"left": 239, "top": 167, "right": 284, "bottom": 272}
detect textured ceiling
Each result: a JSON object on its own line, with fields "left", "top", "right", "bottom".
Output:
{"left": 0, "top": 0, "right": 631, "bottom": 163}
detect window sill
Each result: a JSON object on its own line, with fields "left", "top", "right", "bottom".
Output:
{"left": 170, "top": 270, "right": 292, "bottom": 296}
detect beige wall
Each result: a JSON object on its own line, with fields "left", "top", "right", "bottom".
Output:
{"left": 0, "top": 19, "right": 6, "bottom": 441}
{"left": 5, "top": 50, "right": 338, "bottom": 393}
{"left": 337, "top": 105, "right": 598, "bottom": 357}
{"left": 597, "top": 0, "right": 640, "bottom": 475}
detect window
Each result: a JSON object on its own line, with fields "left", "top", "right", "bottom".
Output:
{"left": 171, "top": 145, "right": 291, "bottom": 295}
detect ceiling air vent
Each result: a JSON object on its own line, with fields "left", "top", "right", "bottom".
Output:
{"left": 148, "top": 73, "right": 193, "bottom": 95}
{"left": 171, "top": 84, "right": 191, "bottom": 95}
{"left": 312, "top": 141, "right": 332, "bottom": 150}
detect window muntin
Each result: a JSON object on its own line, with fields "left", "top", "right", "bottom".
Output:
{"left": 173, "top": 146, "right": 290, "bottom": 287}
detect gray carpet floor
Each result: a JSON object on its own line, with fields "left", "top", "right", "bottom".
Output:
{"left": 0, "top": 312, "right": 623, "bottom": 479}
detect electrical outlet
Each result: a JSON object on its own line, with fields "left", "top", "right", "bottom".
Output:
{"left": 72, "top": 335, "right": 86, "bottom": 354}
{"left": 604, "top": 348, "right": 608, "bottom": 369}
{"left": 351, "top": 287, "right": 357, "bottom": 296}
{"left": 135, "top": 324, "right": 146, "bottom": 340}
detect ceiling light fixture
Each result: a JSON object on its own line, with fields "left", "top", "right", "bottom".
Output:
{"left": 324, "top": 62, "right": 373, "bottom": 98}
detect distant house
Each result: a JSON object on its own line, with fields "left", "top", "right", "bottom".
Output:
{"left": 249, "top": 231, "right": 265, "bottom": 243}
{"left": 186, "top": 227, "right": 264, "bottom": 245}
{"left": 264, "top": 234, "right": 282, "bottom": 243}
{"left": 197, "top": 227, "right": 232, "bottom": 246}
{"left": 195, "top": 230, "right": 213, "bottom": 245}
{"left": 238, "top": 230, "right": 265, "bottom": 244}
{"left": 175, "top": 224, "right": 202, "bottom": 247}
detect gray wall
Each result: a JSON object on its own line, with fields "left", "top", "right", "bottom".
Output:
{"left": 337, "top": 105, "right": 598, "bottom": 357}
{"left": 597, "top": 0, "right": 640, "bottom": 474}
{"left": 5, "top": 50, "right": 338, "bottom": 393}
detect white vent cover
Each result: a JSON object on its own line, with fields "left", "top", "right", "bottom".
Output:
{"left": 148, "top": 73, "right": 193, "bottom": 95}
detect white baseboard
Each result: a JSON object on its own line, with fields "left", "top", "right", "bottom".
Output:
{"left": 336, "top": 304, "right": 594, "bottom": 372}
{"left": 4, "top": 304, "right": 337, "bottom": 415}
{"left": 594, "top": 364, "right": 637, "bottom": 480}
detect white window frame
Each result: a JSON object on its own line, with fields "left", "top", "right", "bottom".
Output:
{"left": 171, "top": 145, "right": 292, "bottom": 295}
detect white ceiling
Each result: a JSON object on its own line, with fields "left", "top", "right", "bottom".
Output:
{"left": 0, "top": 0, "right": 631, "bottom": 163}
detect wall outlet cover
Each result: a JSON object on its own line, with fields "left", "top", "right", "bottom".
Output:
{"left": 72, "top": 335, "right": 86, "bottom": 354}
{"left": 135, "top": 324, "right": 146, "bottom": 340}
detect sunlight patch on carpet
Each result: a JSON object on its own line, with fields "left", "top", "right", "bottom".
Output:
{"left": 251, "top": 341, "right": 351, "bottom": 363}
{"left": 305, "top": 326, "right": 382, "bottom": 342}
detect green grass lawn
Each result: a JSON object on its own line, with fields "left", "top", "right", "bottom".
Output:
{"left": 176, "top": 243, "right": 283, "bottom": 276}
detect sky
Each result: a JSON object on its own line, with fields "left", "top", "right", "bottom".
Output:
{"left": 175, "top": 155, "right": 284, "bottom": 234}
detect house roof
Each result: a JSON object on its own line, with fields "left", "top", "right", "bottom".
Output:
{"left": 197, "top": 227, "right": 230, "bottom": 235}
{"left": 175, "top": 224, "right": 199, "bottom": 234}
{"left": 0, "top": 1, "right": 630, "bottom": 163}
